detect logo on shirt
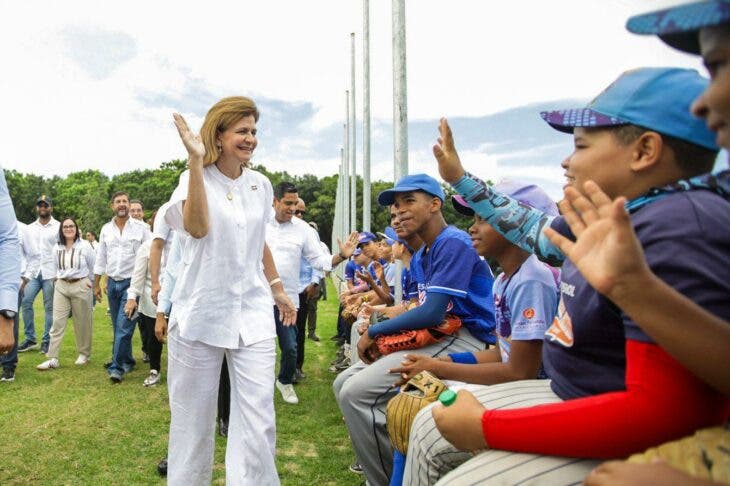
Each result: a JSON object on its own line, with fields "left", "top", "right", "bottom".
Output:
{"left": 560, "top": 281, "right": 575, "bottom": 297}
{"left": 545, "top": 296, "right": 574, "bottom": 347}
{"left": 251, "top": 185, "right": 258, "bottom": 191}
{"left": 522, "top": 308, "right": 535, "bottom": 320}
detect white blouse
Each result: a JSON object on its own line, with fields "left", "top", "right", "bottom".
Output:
{"left": 53, "top": 240, "right": 96, "bottom": 281}
{"left": 126, "top": 239, "right": 160, "bottom": 318}
{"left": 164, "top": 165, "right": 275, "bottom": 348}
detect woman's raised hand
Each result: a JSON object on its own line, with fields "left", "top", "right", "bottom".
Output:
{"left": 173, "top": 113, "right": 206, "bottom": 166}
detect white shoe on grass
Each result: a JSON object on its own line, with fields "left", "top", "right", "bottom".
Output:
{"left": 143, "top": 370, "right": 160, "bottom": 387}
{"left": 276, "top": 379, "right": 299, "bottom": 404}
{"left": 37, "top": 358, "right": 59, "bottom": 371}
{"left": 75, "top": 354, "right": 89, "bottom": 365}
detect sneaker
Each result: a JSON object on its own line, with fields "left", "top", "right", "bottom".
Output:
{"left": 39, "top": 342, "right": 49, "bottom": 354}
{"left": 109, "top": 371, "right": 123, "bottom": 383}
{"left": 37, "top": 358, "right": 59, "bottom": 371}
{"left": 142, "top": 352, "right": 150, "bottom": 363}
{"left": 1, "top": 369, "right": 15, "bottom": 382}
{"left": 275, "top": 379, "right": 299, "bottom": 404}
{"left": 17, "top": 340, "right": 38, "bottom": 353}
{"left": 349, "top": 462, "right": 364, "bottom": 475}
{"left": 143, "top": 370, "right": 160, "bottom": 387}
{"left": 75, "top": 354, "right": 89, "bottom": 365}
{"left": 293, "top": 368, "right": 306, "bottom": 384}
{"left": 308, "top": 332, "right": 320, "bottom": 342}
{"left": 157, "top": 457, "right": 167, "bottom": 477}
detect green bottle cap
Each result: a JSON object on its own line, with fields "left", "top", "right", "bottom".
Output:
{"left": 439, "top": 389, "right": 457, "bottom": 407}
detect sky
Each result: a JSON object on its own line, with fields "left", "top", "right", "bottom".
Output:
{"left": 0, "top": 0, "right": 716, "bottom": 200}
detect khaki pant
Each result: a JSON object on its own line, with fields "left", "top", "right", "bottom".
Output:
{"left": 48, "top": 279, "right": 93, "bottom": 359}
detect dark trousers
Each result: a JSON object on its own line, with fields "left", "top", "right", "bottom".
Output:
{"left": 295, "top": 292, "right": 308, "bottom": 370}
{"left": 218, "top": 356, "right": 230, "bottom": 422}
{"left": 274, "top": 306, "right": 297, "bottom": 385}
{"left": 1, "top": 292, "right": 21, "bottom": 371}
{"left": 305, "top": 284, "right": 322, "bottom": 334}
{"left": 336, "top": 303, "right": 350, "bottom": 343}
{"left": 138, "top": 313, "right": 163, "bottom": 372}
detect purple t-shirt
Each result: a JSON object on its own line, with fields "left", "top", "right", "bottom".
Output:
{"left": 493, "top": 254, "right": 559, "bottom": 369}
{"left": 544, "top": 189, "right": 730, "bottom": 400}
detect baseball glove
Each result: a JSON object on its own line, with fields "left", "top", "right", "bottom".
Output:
{"left": 386, "top": 370, "right": 448, "bottom": 454}
{"left": 375, "top": 314, "right": 462, "bottom": 356}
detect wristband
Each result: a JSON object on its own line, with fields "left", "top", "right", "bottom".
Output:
{"left": 448, "top": 352, "right": 477, "bottom": 364}
{"left": 339, "top": 251, "right": 347, "bottom": 260}
{"left": 268, "top": 277, "right": 282, "bottom": 287}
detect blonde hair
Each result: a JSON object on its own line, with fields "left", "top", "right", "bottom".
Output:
{"left": 200, "top": 96, "right": 260, "bottom": 166}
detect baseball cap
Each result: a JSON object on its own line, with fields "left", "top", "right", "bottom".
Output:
{"left": 377, "top": 174, "right": 446, "bottom": 206}
{"left": 626, "top": 0, "right": 730, "bottom": 54}
{"left": 540, "top": 67, "right": 718, "bottom": 150}
{"left": 358, "top": 231, "right": 377, "bottom": 245}
{"left": 452, "top": 180, "right": 559, "bottom": 217}
{"left": 353, "top": 248, "right": 363, "bottom": 257}
{"left": 376, "top": 226, "right": 400, "bottom": 246}
{"left": 36, "top": 195, "right": 53, "bottom": 206}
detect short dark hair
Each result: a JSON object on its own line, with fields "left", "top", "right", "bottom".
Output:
{"left": 111, "top": 191, "right": 129, "bottom": 202}
{"left": 86, "top": 230, "right": 97, "bottom": 239}
{"left": 129, "top": 199, "right": 143, "bottom": 208}
{"left": 274, "top": 182, "right": 298, "bottom": 200}
{"left": 607, "top": 124, "right": 718, "bottom": 177}
{"left": 57, "top": 217, "right": 81, "bottom": 244}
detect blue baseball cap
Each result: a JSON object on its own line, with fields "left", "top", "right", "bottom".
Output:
{"left": 376, "top": 226, "right": 400, "bottom": 246}
{"left": 377, "top": 174, "right": 446, "bottom": 206}
{"left": 358, "top": 231, "right": 377, "bottom": 245}
{"left": 452, "top": 180, "right": 559, "bottom": 218}
{"left": 353, "top": 248, "right": 362, "bottom": 256}
{"left": 540, "top": 67, "right": 718, "bottom": 150}
{"left": 626, "top": 1, "right": 730, "bottom": 54}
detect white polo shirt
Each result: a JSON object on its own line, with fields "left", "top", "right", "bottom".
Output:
{"left": 93, "top": 217, "right": 151, "bottom": 280}
{"left": 266, "top": 216, "right": 332, "bottom": 308}
{"left": 29, "top": 217, "right": 60, "bottom": 279}
{"left": 164, "top": 165, "right": 275, "bottom": 348}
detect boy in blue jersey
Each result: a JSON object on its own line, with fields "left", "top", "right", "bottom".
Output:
{"left": 333, "top": 173, "right": 496, "bottom": 486}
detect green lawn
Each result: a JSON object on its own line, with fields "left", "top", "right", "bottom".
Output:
{"left": 0, "top": 279, "right": 359, "bottom": 485}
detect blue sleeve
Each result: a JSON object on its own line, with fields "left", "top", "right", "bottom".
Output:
{"left": 344, "top": 261, "right": 355, "bottom": 281}
{"left": 367, "top": 292, "right": 450, "bottom": 337}
{"left": 0, "top": 169, "right": 20, "bottom": 312}
{"left": 452, "top": 172, "right": 564, "bottom": 266}
{"left": 427, "top": 238, "right": 477, "bottom": 298}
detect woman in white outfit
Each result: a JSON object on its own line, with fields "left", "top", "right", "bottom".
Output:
{"left": 38, "top": 217, "right": 95, "bottom": 370}
{"left": 162, "top": 96, "right": 296, "bottom": 485}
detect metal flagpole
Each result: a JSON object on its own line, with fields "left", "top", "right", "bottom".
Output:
{"left": 392, "top": 0, "right": 408, "bottom": 302}
{"left": 350, "top": 32, "right": 357, "bottom": 233}
{"left": 362, "top": 0, "right": 371, "bottom": 233}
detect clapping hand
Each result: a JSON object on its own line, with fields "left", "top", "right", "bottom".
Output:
{"left": 544, "top": 181, "right": 649, "bottom": 301}
{"left": 173, "top": 113, "right": 206, "bottom": 167}
{"left": 337, "top": 231, "right": 360, "bottom": 259}
{"left": 433, "top": 118, "right": 466, "bottom": 184}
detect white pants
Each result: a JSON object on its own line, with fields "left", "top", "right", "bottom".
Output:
{"left": 167, "top": 325, "right": 279, "bottom": 486}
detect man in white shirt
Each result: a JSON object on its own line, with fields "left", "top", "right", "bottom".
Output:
{"left": 93, "top": 190, "right": 151, "bottom": 383}
{"left": 266, "top": 182, "right": 357, "bottom": 404}
{"left": 18, "top": 195, "right": 60, "bottom": 354}
{"left": 1, "top": 221, "right": 40, "bottom": 382}
{"left": 130, "top": 199, "right": 151, "bottom": 230}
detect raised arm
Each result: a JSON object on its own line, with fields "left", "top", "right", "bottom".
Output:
{"left": 545, "top": 181, "right": 730, "bottom": 395}
{"left": 173, "top": 113, "right": 209, "bottom": 239}
{"left": 433, "top": 118, "right": 563, "bottom": 265}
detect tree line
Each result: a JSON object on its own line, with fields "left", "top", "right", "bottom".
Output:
{"left": 4, "top": 160, "right": 472, "bottom": 246}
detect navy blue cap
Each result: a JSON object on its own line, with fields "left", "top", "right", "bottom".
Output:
{"left": 540, "top": 67, "right": 718, "bottom": 151}
{"left": 358, "top": 231, "right": 377, "bottom": 245}
{"left": 377, "top": 174, "right": 446, "bottom": 206}
{"left": 627, "top": 0, "right": 730, "bottom": 54}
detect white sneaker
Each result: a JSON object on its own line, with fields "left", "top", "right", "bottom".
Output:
{"left": 37, "top": 358, "right": 59, "bottom": 371}
{"left": 143, "top": 370, "right": 160, "bottom": 387}
{"left": 74, "top": 354, "right": 89, "bottom": 365}
{"left": 275, "top": 379, "right": 299, "bottom": 404}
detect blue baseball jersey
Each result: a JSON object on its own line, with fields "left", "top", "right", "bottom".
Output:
{"left": 412, "top": 225, "right": 496, "bottom": 344}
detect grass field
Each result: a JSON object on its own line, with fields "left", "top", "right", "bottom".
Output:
{"left": 0, "top": 279, "right": 360, "bottom": 485}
